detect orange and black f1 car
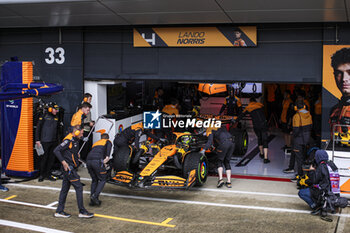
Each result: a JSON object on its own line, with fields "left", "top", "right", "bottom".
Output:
{"left": 109, "top": 132, "right": 208, "bottom": 189}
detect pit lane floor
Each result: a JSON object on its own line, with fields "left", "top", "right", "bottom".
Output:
{"left": 0, "top": 168, "right": 349, "bottom": 233}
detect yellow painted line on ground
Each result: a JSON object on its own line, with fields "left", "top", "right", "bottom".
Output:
{"left": 4, "top": 195, "right": 17, "bottom": 200}
{"left": 161, "top": 218, "right": 173, "bottom": 224}
{"left": 94, "top": 213, "right": 176, "bottom": 228}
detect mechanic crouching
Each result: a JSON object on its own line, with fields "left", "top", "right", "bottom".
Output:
{"left": 86, "top": 133, "right": 112, "bottom": 207}
{"left": 53, "top": 126, "right": 93, "bottom": 219}
{"left": 113, "top": 122, "right": 161, "bottom": 153}
{"left": 298, "top": 150, "right": 334, "bottom": 215}
{"left": 201, "top": 126, "right": 234, "bottom": 188}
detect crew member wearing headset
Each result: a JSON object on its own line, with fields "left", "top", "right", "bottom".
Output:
{"left": 86, "top": 133, "right": 111, "bottom": 207}
{"left": 113, "top": 122, "right": 161, "bottom": 154}
{"left": 201, "top": 126, "right": 234, "bottom": 188}
{"left": 35, "top": 102, "right": 60, "bottom": 182}
{"left": 53, "top": 126, "right": 94, "bottom": 218}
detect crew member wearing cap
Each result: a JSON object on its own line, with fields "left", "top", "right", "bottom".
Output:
{"left": 35, "top": 102, "right": 60, "bottom": 182}
{"left": 201, "top": 126, "right": 234, "bottom": 188}
{"left": 86, "top": 133, "right": 112, "bottom": 206}
{"left": 53, "top": 126, "right": 93, "bottom": 218}
{"left": 113, "top": 122, "right": 161, "bottom": 153}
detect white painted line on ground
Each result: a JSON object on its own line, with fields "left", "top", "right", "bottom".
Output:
{"left": 81, "top": 177, "right": 299, "bottom": 198}
{"left": 0, "top": 219, "right": 71, "bottom": 233}
{"left": 46, "top": 201, "right": 58, "bottom": 207}
{"left": 192, "top": 188, "right": 299, "bottom": 198}
{"left": 81, "top": 176, "right": 350, "bottom": 198}
{"left": 0, "top": 198, "right": 55, "bottom": 210}
{"left": 0, "top": 198, "right": 175, "bottom": 228}
{"left": 6, "top": 183, "right": 350, "bottom": 218}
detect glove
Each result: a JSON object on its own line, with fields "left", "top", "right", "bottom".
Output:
{"left": 200, "top": 149, "right": 205, "bottom": 155}
{"left": 82, "top": 137, "right": 89, "bottom": 142}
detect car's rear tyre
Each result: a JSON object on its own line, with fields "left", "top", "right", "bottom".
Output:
{"left": 113, "top": 146, "right": 136, "bottom": 172}
{"left": 230, "top": 128, "right": 248, "bottom": 156}
{"left": 183, "top": 153, "right": 208, "bottom": 186}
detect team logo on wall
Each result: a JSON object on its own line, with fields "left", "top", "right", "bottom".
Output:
{"left": 144, "top": 110, "right": 162, "bottom": 129}
{"left": 134, "top": 26, "right": 257, "bottom": 47}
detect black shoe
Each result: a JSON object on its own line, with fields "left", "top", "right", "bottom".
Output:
{"left": 259, "top": 153, "right": 264, "bottom": 159}
{"left": 79, "top": 210, "right": 94, "bottom": 218}
{"left": 311, "top": 208, "right": 321, "bottom": 215}
{"left": 217, "top": 179, "right": 224, "bottom": 188}
{"left": 47, "top": 175, "right": 56, "bottom": 181}
{"left": 54, "top": 211, "right": 71, "bottom": 218}
{"left": 263, "top": 159, "right": 270, "bottom": 164}
{"left": 90, "top": 195, "right": 100, "bottom": 206}
{"left": 38, "top": 176, "right": 44, "bottom": 182}
{"left": 225, "top": 182, "right": 232, "bottom": 188}
{"left": 283, "top": 168, "right": 295, "bottom": 174}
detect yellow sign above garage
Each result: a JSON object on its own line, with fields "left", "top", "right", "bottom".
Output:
{"left": 133, "top": 26, "right": 257, "bottom": 47}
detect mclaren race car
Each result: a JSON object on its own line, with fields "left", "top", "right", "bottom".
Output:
{"left": 110, "top": 132, "right": 208, "bottom": 189}
{"left": 334, "top": 132, "right": 350, "bottom": 147}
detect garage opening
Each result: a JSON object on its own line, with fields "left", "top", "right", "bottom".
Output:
{"left": 85, "top": 80, "right": 321, "bottom": 179}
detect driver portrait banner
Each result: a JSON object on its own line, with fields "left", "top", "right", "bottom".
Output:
{"left": 322, "top": 45, "right": 350, "bottom": 140}
{"left": 133, "top": 26, "right": 257, "bottom": 47}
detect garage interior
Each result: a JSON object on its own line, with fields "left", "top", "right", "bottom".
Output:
{"left": 84, "top": 79, "right": 322, "bottom": 179}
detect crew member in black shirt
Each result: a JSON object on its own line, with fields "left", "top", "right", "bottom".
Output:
{"left": 201, "top": 126, "right": 234, "bottom": 188}
{"left": 53, "top": 126, "right": 93, "bottom": 218}
{"left": 86, "top": 133, "right": 112, "bottom": 206}
{"left": 35, "top": 102, "right": 59, "bottom": 182}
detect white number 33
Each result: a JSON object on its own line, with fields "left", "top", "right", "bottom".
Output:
{"left": 45, "top": 47, "right": 65, "bottom": 64}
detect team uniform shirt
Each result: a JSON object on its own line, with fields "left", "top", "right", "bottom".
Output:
{"left": 292, "top": 108, "right": 313, "bottom": 145}
{"left": 54, "top": 133, "right": 81, "bottom": 168}
{"left": 153, "top": 91, "right": 164, "bottom": 111}
{"left": 204, "top": 127, "right": 232, "bottom": 150}
{"left": 220, "top": 95, "right": 242, "bottom": 116}
{"left": 267, "top": 85, "right": 277, "bottom": 102}
{"left": 35, "top": 113, "right": 59, "bottom": 142}
{"left": 71, "top": 109, "right": 86, "bottom": 128}
{"left": 237, "top": 102, "right": 267, "bottom": 129}
{"left": 162, "top": 104, "right": 179, "bottom": 116}
{"left": 314, "top": 98, "right": 322, "bottom": 116}
{"left": 233, "top": 38, "right": 247, "bottom": 47}
{"left": 115, "top": 123, "right": 159, "bottom": 149}
{"left": 329, "top": 96, "right": 350, "bottom": 134}
{"left": 281, "top": 97, "right": 293, "bottom": 124}
{"left": 87, "top": 139, "right": 112, "bottom": 161}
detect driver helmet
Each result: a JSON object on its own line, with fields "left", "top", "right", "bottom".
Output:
{"left": 181, "top": 132, "right": 192, "bottom": 145}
